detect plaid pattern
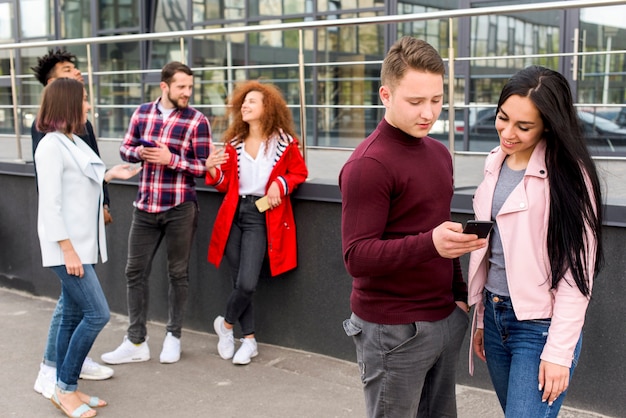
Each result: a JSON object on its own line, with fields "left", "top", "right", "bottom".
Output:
{"left": 120, "top": 98, "right": 212, "bottom": 213}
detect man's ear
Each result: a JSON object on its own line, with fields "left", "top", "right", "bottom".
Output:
{"left": 379, "top": 85, "right": 391, "bottom": 106}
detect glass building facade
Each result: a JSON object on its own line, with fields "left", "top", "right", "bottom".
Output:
{"left": 0, "top": 0, "right": 625, "bottom": 155}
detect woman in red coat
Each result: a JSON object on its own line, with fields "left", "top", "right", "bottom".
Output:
{"left": 205, "top": 80, "right": 308, "bottom": 365}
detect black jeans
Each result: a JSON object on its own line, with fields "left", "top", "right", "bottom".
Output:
{"left": 224, "top": 196, "right": 267, "bottom": 336}
{"left": 125, "top": 201, "right": 198, "bottom": 342}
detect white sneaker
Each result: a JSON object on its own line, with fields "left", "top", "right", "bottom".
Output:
{"left": 232, "top": 338, "right": 258, "bottom": 365}
{"left": 101, "top": 336, "right": 150, "bottom": 364}
{"left": 80, "top": 357, "right": 114, "bottom": 380}
{"left": 33, "top": 362, "right": 55, "bottom": 399}
{"left": 160, "top": 332, "right": 181, "bottom": 364}
{"left": 213, "top": 316, "right": 234, "bottom": 360}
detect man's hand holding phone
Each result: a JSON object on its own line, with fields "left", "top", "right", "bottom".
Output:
{"left": 432, "top": 221, "right": 488, "bottom": 259}
{"left": 463, "top": 220, "right": 494, "bottom": 239}
{"left": 138, "top": 138, "right": 172, "bottom": 165}
{"left": 139, "top": 138, "right": 157, "bottom": 147}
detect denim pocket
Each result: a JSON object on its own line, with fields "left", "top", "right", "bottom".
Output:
{"left": 343, "top": 318, "right": 362, "bottom": 337}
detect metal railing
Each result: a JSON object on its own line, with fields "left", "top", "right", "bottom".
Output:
{"left": 0, "top": 0, "right": 624, "bottom": 163}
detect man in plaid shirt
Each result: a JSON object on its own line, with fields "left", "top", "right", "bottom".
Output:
{"left": 102, "top": 61, "right": 211, "bottom": 365}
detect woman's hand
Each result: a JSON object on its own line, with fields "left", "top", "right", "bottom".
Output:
{"left": 539, "top": 360, "right": 570, "bottom": 406}
{"left": 105, "top": 164, "right": 142, "bottom": 183}
{"left": 473, "top": 328, "right": 486, "bottom": 362}
{"left": 59, "top": 239, "right": 84, "bottom": 278}
{"left": 266, "top": 181, "right": 282, "bottom": 209}
{"left": 205, "top": 144, "right": 229, "bottom": 178}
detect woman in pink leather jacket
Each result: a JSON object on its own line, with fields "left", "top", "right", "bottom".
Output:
{"left": 467, "top": 66, "right": 603, "bottom": 417}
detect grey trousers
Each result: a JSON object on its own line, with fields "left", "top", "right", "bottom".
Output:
{"left": 344, "top": 307, "right": 469, "bottom": 418}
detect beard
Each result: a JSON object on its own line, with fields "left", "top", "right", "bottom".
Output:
{"left": 168, "top": 92, "right": 189, "bottom": 109}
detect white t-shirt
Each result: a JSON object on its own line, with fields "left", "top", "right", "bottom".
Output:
{"left": 238, "top": 139, "right": 277, "bottom": 196}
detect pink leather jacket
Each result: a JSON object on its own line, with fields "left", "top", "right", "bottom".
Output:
{"left": 467, "top": 140, "right": 596, "bottom": 371}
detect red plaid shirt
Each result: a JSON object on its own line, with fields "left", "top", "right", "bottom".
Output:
{"left": 119, "top": 98, "right": 212, "bottom": 213}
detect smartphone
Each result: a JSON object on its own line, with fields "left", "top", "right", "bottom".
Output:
{"left": 255, "top": 196, "right": 271, "bottom": 213}
{"left": 139, "top": 138, "right": 157, "bottom": 147}
{"left": 463, "top": 220, "right": 494, "bottom": 239}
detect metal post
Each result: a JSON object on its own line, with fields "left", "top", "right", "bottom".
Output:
{"left": 572, "top": 28, "right": 580, "bottom": 81}
{"left": 9, "top": 50, "right": 22, "bottom": 161}
{"left": 448, "top": 18, "right": 456, "bottom": 173}
{"left": 86, "top": 44, "right": 96, "bottom": 135}
{"left": 298, "top": 29, "right": 307, "bottom": 162}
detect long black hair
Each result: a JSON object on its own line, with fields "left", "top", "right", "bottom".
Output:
{"left": 497, "top": 65, "right": 603, "bottom": 296}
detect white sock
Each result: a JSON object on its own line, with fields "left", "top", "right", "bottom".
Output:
{"left": 41, "top": 363, "right": 56, "bottom": 374}
{"left": 221, "top": 320, "right": 232, "bottom": 334}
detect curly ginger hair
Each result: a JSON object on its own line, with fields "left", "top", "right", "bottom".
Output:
{"left": 223, "top": 80, "right": 298, "bottom": 146}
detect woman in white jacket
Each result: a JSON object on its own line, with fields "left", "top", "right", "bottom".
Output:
{"left": 35, "top": 78, "right": 140, "bottom": 418}
{"left": 467, "top": 66, "right": 603, "bottom": 417}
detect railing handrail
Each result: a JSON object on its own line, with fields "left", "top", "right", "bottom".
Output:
{"left": 1, "top": 0, "right": 624, "bottom": 162}
{"left": 0, "top": 0, "right": 623, "bottom": 52}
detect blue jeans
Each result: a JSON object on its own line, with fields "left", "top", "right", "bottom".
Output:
{"left": 344, "top": 307, "right": 469, "bottom": 418}
{"left": 43, "top": 295, "right": 63, "bottom": 367}
{"left": 125, "top": 201, "right": 198, "bottom": 343}
{"left": 482, "top": 290, "right": 582, "bottom": 418}
{"left": 223, "top": 196, "right": 267, "bottom": 336}
{"left": 50, "top": 265, "right": 110, "bottom": 391}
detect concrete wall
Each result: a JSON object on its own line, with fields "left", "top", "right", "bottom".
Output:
{"left": 1, "top": 162, "right": 624, "bottom": 416}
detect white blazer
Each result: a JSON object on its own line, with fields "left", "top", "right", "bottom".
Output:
{"left": 35, "top": 131, "right": 107, "bottom": 266}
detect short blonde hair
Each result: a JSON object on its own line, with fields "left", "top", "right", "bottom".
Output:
{"left": 380, "top": 37, "right": 444, "bottom": 90}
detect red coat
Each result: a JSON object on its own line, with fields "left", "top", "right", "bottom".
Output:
{"left": 206, "top": 134, "right": 308, "bottom": 276}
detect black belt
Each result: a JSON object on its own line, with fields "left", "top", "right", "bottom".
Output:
{"left": 240, "top": 195, "right": 262, "bottom": 201}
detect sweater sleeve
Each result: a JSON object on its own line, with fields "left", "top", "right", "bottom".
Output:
{"left": 340, "top": 156, "right": 441, "bottom": 278}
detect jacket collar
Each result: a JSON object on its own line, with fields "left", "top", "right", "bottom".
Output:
{"left": 485, "top": 140, "right": 548, "bottom": 179}
{"left": 52, "top": 132, "right": 105, "bottom": 184}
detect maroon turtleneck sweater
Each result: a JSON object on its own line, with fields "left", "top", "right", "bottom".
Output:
{"left": 339, "top": 118, "right": 466, "bottom": 325}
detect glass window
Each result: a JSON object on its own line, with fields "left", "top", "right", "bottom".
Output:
{"left": 99, "top": 0, "right": 139, "bottom": 31}
{"left": 259, "top": 24, "right": 283, "bottom": 48}
{"left": 96, "top": 40, "right": 143, "bottom": 138}
{"left": 99, "top": 42, "right": 142, "bottom": 72}
{"left": 318, "top": 21, "right": 384, "bottom": 55}
{"left": 397, "top": 3, "right": 450, "bottom": 56}
{"left": 193, "top": 0, "right": 223, "bottom": 22}
{"left": 61, "top": 0, "right": 91, "bottom": 39}
{"left": 579, "top": 5, "right": 626, "bottom": 106}
{"left": 224, "top": 0, "right": 245, "bottom": 20}
{"left": 285, "top": 0, "right": 305, "bottom": 15}
{"left": 0, "top": 3, "right": 13, "bottom": 41}
{"left": 190, "top": 35, "right": 229, "bottom": 138}
{"left": 259, "top": 0, "right": 282, "bottom": 16}
{"left": 20, "top": 47, "right": 51, "bottom": 104}
{"left": 149, "top": 40, "right": 186, "bottom": 70}
{"left": 19, "top": 0, "right": 53, "bottom": 38}
{"left": 155, "top": 0, "right": 188, "bottom": 32}
{"left": 97, "top": 72, "right": 142, "bottom": 138}
{"left": 318, "top": 0, "right": 383, "bottom": 11}
{"left": 0, "top": 88, "right": 16, "bottom": 135}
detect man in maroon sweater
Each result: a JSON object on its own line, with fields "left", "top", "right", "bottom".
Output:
{"left": 339, "top": 37, "right": 487, "bottom": 418}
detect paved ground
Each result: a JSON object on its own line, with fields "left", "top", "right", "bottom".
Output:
{"left": 0, "top": 288, "right": 612, "bottom": 418}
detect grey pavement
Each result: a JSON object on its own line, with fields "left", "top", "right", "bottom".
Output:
{"left": 0, "top": 287, "right": 612, "bottom": 418}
